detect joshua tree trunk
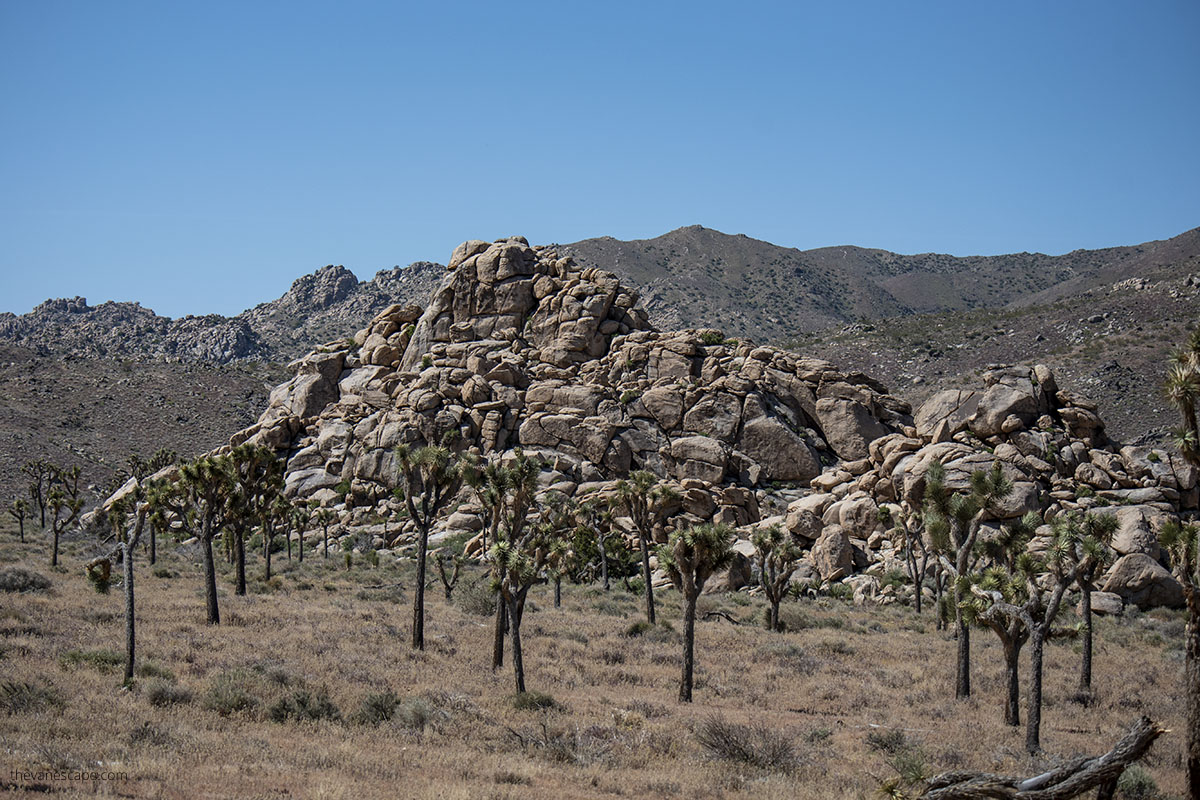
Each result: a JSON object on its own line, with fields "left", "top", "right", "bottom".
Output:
{"left": 264, "top": 527, "right": 273, "bottom": 581}
{"left": 1187, "top": 614, "right": 1200, "bottom": 797}
{"left": 148, "top": 524, "right": 156, "bottom": 565}
{"left": 768, "top": 599, "right": 781, "bottom": 633}
{"left": 1003, "top": 638, "right": 1021, "bottom": 726}
{"left": 1026, "top": 632, "right": 1048, "bottom": 753}
{"left": 679, "top": 588, "right": 698, "bottom": 702}
{"left": 492, "top": 595, "right": 506, "bottom": 670}
{"left": 202, "top": 533, "right": 220, "bottom": 625}
{"left": 412, "top": 525, "right": 429, "bottom": 650}
{"left": 915, "top": 551, "right": 929, "bottom": 615}
{"left": 639, "top": 530, "right": 656, "bottom": 625}
{"left": 235, "top": 531, "right": 246, "bottom": 596}
{"left": 954, "top": 603, "right": 971, "bottom": 699}
{"left": 598, "top": 532, "right": 610, "bottom": 591}
{"left": 553, "top": 576, "right": 561, "bottom": 608}
{"left": 509, "top": 594, "right": 526, "bottom": 694}
{"left": 51, "top": 527, "right": 60, "bottom": 567}
{"left": 323, "top": 523, "right": 329, "bottom": 558}
{"left": 17, "top": 516, "right": 24, "bottom": 543}
{"left": 286, "top": 528, "right": 292, "bottom": 560}
{"left": 123, "top": 542, "right": 135, "bottom": 683}
{"left": 297, "top": 528, "right": 303, "bottom": 562}
{"left": 1079, "top": 580, "right": 1094, "bottom": 693}
{"left": 934, "top": 567, "right": 946, "bottom": 631}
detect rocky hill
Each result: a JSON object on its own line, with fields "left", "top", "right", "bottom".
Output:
{"left": 99, "top": 235, "right": 1190, "bottom": 614}
{"left": 0, "top": 261, "right": 444, "bottom": 363}
{"left": 562, "top": 225, "right": 1200, "bottom": 344}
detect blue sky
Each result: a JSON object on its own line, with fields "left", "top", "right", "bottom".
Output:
{"left": 1, "top": 0, "right": 1197, "bottom": 318}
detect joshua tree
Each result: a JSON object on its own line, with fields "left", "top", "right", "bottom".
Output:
{"left": 964, "top": 511, "right": 1039, "bottom": 726}
{"left": 752, "top": 523, "right": 802, "bottom": 632}
{"left": 88, "top": 494, "right": 148, "bottom": 683}
{"left": 612, "top": 470, "right": 679, "bottom": 625}
{"left": 7, "top": 498, "right": 28, "bottom": 543}
{"left": 971, "top": 512, "right": 1096, "bottom": 753}
{"left": 22, "top": 459, "right": 53, "bottom": 528}
{"left": 1071, "top": 512, "right": 1119, "bottom": 693}
{"left": 311, "top": 506, "right": 337, "bottom": 558}
{"left": 924, "top": 459, "right": 1013, "bottom": 699}
{"left": 226, "top": 444, "right": 283, "bottom": 595}
{"left": 1161, "top": 519, "right": 1200, "bottom": 796}
{"left": 47, "top": 465, "right": 84, "bottom": 567}
{"left": 463, "top": 450, "right": 540, "bottom": 670}
{"left": 1165, "top": 323, "right": 1200, "bottom": 794}
{"left": 394, "top": 444, "right": 463, "bottom": 651}
{"left": 148, "top": 455, "right": 232, "bottom": 624}
{"left": 575, "top": 497, "right": 615, "bottom": 591}
{"left": 290, "top": 502, "right": 310, "bottom": 563}
{"left": 436, "top": 548, "right": 463, "bottom": 600}
{"left": 490, "top": 491, "right": 573, "bottom": 693}
{"left": 879, "top": 503, "right": 931, "bottom": 615}
{"left": 658, "top": 522, "right": 734, "bottom": 702}
{"left": 261, "top": 495, "right": 291, "bottom": 581}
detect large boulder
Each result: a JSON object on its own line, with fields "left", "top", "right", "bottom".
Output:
{"left": 737, "top": 415, "right": 821, "bottom": 482}
{"left": 1101, "top": 553, "right": 1184, "bottom": 609}
{"left": 815, "top": 398, "right": 888, "bottom": 460}
{"left": 914, "top": 390, "right": 980, "bottom": 440}
{"left": 812, "top": 524, "right": 853, "bottom": 582}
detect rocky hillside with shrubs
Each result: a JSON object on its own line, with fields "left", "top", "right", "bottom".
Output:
{"left": 138, "top": 235, "right": 1194, "bottom": 617}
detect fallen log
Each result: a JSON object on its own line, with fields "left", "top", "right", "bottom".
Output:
{"left": 917, "top": 716, "right": 1165, "bottom": 799}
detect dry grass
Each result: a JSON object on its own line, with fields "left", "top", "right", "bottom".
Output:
{"left": 0, "top": 522, "right": 1188, "bottom": 799}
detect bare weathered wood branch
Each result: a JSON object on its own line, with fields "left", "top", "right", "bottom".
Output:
{"left": 919, "top": 716, "right": 1164, "bottom": 799}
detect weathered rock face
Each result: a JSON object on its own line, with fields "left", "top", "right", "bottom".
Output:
{"left": 238, "top": 236, "right": 910, "bottom": 507}
{"left": 136, "top": 236, "right": 1192, "bottom": 609}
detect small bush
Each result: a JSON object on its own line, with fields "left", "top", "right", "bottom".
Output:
{"left": 695, "top": 715, "right": 798, "bottom": 772}
{"left": 512, "top": 691, "right": 557, "bottom": 711}
{"left": 865, "top": 727, "right": 909, "bottom": 754}
{"left": 1, "top": 680, "right": 61, "bottom": 714}
{"left": 152, "top": 567, "right": 175, "bottom": 579}
{"left": 396, "top": 696, "right": 435, "bottom": 730}
{"left": 699, "top": 330, "right": 728, "bottom": 346}
{"left": 59, "top": 648, "right": 124, "bottom": 672}
{"left": 623, "top": 620, "right": 653, "bottom": 638}
{"left": 456, "top": 579, "right": 498, "bottom": 617}
{"left": 1116, "top": 764, "right": 1159, "bottom": 799}
{"left": 351, "top": 690, "right": 400, "bottom": 725}
{"left": 365, "top": 549, "right": 379, "bottom": 568}
{"left": 146, "top": 680, "right": 192, "bottom": 707}
{"left": 136, "top": 662, "right": 173, "bottom": 680}
{"left": 268, "top": 688, "right": 341, "bottom": 723}
{"left": 494, "top": 771, "right": 532, "bottom": 785}
{"left": 202, "top": 671, "right": 258, "bottom": 716}
{"left": 0, "top": 568, "right": 51, "bottom": 593}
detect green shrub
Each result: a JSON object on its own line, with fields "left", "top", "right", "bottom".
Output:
{"left": 59, "top": 648, "right": 124, "bottom": 672}
{"left": 136, "top": 662, "right": 174, "bottom": 680}
{"left": 268, "top": 688, "right": 341, "bottom": 723}
{"left": 365, "top": 549, "right": 379, "bottom": 568}
{"left": 695, "top": 714, "right": 798, "bottom": 772}
{"left": 511, "top": 691, "right": 557, "bottom": 711}
{"left": 202, "top": 670, "right": 259, "bottom": 716}
{"left": 623, "top": 620, "right": 653, "bottom": 638}
{"left": 152, "top": 567, "right": 175, "bottom": 579}
{"left": 0, "top": 568, "right": 51, "bottom": 593}
{"left": 619, "top": 390, "right": 641, "bottom": 406}
{"left": 456, "top": 579, "right": 497, "bottom": 617}
{"left": 350, "top": 690, "right": 400, "bottom": 725}
{"left": 699, "top": 331, "right": 727, "bottom": 346}
{"left": 0, "top": 680, "right": 61, "bottom": 713}
{"left": 396, "top": 696, "right": 436, "bottom": 730}
{"left": 146, "top": 680, "right": 192, "bottom": 707}
{"left": 1116, "top": 764, "right": 1159, "bottom": 799}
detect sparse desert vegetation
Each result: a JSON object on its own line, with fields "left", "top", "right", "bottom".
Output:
{"left": 0, "top": 522, "right": 1188, "bottom": 799}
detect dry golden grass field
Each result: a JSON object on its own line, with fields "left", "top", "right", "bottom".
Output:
{"left": 0, "top": 521, "right": 1189, "bottom": 799}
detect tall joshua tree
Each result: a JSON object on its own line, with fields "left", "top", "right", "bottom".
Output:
{"left": 658, "top": 522, "right": 734, "bottom": 702}
{"left": 395, "top": 444, "right": 463, "bottom": 651}
{"left": 1165, "top": 322, "right": 1200, "bottom": 797}
{"left": 879, "top": 503, "right": 932, "bottom": 615}
{"left": 226, "top": 444, "right": 283, "bottom": 596}
{"left": 47, "top": 465, "right": 84, "bottom": 567}
{"left": 1072, "top": 512, "right": 1118, "bottom": 694}
{"left": 924, "top": 459, "right": 1013, "bottom": 699}
{"left": 613, "top": 470, "right": 679, "bottom": 625}
{"left": 148, "top": 455, "right": 232, "bottom": 624}
{"left": 752, "top": 523, "right": 802, "bottom": 632}
{"left": 463, "top": 450, "right": 540, "bottom": 669}
{"left": 490, "top": 491, "right": 573, "bottom": 693}
{"left": 311, "top": 505, "right": 336, "bottom": 559}
{"left": 88, "top": 494, "right": 148, "bottom": 683}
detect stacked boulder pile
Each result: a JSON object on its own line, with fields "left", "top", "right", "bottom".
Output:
{"left": 136, "top": 236, "right": 1194, "bottom": 611}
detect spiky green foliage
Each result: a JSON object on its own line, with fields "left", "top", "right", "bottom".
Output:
{"left": 752, "top": 524, "right": 803, "bottom": 632}
{"left": 612, "top": 470, "right": 680, "bottom": 625}
{"left": 46, "top": 465, "right": 83, "bottom": 568}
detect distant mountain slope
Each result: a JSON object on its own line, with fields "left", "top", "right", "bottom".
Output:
{"left": 561, "top": 225, "right": 1200, "bottom": 344}
{"left": 0, "top": 261, "right": 444, "bottom": 363}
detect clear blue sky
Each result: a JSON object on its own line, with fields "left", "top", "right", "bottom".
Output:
{"left": 2, "top": 0, "right": 1197, "bottom": 318}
